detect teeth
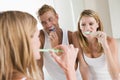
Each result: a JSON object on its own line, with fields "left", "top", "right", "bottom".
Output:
{"left": 84, "top": 31, "right": 91, "bottom": 35}
{"left": 49, "top": 26, "right": 55, "bottom": 31}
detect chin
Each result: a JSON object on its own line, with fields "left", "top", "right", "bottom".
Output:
{"left": 34, "top": 51, "right": 41, "bottom": 60}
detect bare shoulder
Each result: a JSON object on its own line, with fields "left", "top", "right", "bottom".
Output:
{"left": 72, "top": 31, "right": 79, "bottom": 42}
{"left": 39, "top": 29, "right": 45, "bottom": 49}
{"left": 72, "top": 31, "right": 81, "bottom": 49}
{"left": 39, "top": 29, "right": 45, "bottom": 38}
{"left": 68, "top": 30, "right": 73, "bottom": 38}
{"left": 107, "top": 36, "right": 117, "bottom": 47}
{"left": 68, "top": 30, "right": 73, "bottom": 33}
{"left": 72, "top": 31, "right": 77, "bottom": 35}
{"left": 107, "top": 36, "right": 118, "bottom": 54}
{"left": 68, "top": 30, "right": 73, "bottom": 44}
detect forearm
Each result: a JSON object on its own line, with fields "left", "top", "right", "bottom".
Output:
{"left": 78, "top": 51, "right": 90, "bottom": 80}
{"left": 64, "top": 68, "right": 77, "bottom": 80}
{"left": 80, "top": 66, "right": 91, "bottom": 80}
{"left": 103, "top": 45, "right": 120, "bottom": 79}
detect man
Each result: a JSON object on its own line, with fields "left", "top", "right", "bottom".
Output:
{"left": 37, "top": 4, "right": 82, "bottom": 80}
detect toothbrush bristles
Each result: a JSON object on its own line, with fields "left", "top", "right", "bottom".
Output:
{"left": 84, "top": 31, "right": 91, "bottom": 34}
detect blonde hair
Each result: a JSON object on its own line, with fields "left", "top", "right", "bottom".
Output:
{"left": 77, "top": 9, "right": 103, "bottom": 53}
{"left": 0, "top": 11, "right": 41, "bottom": 80}
{"left": 37, "top": 4, "right": 57, "bottom": 16}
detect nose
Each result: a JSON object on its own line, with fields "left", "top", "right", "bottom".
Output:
{"left": 46, "top": 21, "right": 52, "bottom": 28}
{"left": 84, "top": 25, "right": 90, "bottom": 30}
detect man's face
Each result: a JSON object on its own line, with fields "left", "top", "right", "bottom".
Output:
{"left": 40, "top": 10, "right": 59, "bottom": 33}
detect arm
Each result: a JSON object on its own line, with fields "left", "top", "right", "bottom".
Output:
{"left": 50, "top": 44, "right": 78, "bottom": 80}
{"left": 95, "top": 31, "right": 120, "bottom": 80}
{"left": 68, "top": 31, "right": 73, "bottom": 44}
{"left": 103, "top": 38, "right": 120, "bottom": 80}
{"left": 72, "top": 31, "right": 90, "bottom": 80}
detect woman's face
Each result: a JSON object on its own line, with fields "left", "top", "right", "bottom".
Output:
{"left": 31, "top": 28, "right": 41, "bottom": 60}
{"left": 79, "top": 16, "right": 99, "bottom": 37}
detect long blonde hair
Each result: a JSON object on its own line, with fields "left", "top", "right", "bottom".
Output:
{"left": 0, "top": 11, "right": 41, "bottom": 80}
{"left": 77, "top": 9, "right": 103, "bottom": 53}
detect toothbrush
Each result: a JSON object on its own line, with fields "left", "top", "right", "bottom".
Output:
{"left": 84, "top": 31, "right": 92, "bottom": 35}
{"left": 49, "top": 26, "right": 55, "bottom": 31}
{"left": 39, "top": 49, "right": 63, "bottom": 53}
{"left": 84, "top": 31, "right": 97, "bottom": 37}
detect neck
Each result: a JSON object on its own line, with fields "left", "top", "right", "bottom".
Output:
{"left": 87, "top": 37, "right": 97, "bottom": 45}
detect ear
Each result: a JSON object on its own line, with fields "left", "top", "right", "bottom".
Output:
{"left": 55, "top": 13, "right": 59, "bottom": 19}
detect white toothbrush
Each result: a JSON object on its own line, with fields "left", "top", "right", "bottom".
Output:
{"left": 84, "top": 31, "right": 92, "bottom": 35}
{"left": 49, "top": 26, "right": 55, "bottom": 31}
{"left": 39, "top": 49, "right": 63, "bottom": 53}
{"left": 84, "top": 31, "right": 97, "bottom": 37}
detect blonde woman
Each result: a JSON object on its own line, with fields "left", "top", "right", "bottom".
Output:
{"left": 0, "top": 11, "right": 41, "bottom": 80}
{"left": 0, "top": 11, "right": 78, "bottom": 80}
{"left": 73, "top": 9, "right": 120, "bottom": 80}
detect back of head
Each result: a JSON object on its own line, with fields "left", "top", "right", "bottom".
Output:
{"left": 37, "top": 4, "right": 57, "bottom": 17}
{"left": 0, "top": 11, "right": 41, "bottom": 80}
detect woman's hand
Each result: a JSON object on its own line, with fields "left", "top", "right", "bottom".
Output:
{"left": 50, "top": 44, "right": 79, "bottom": 72}
{"left": 92, "top": 31, "right": 108, "bottom": 47}
{"left": 50, "top": 44, "right": 78, "bottom": 80}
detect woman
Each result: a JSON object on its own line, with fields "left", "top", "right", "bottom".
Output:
{"left": 73, "top": 9, "right": 120, "bottom": 80}
{"left": 0, "top": 11, "right": 41, "bottom": 80}
{"left": 0, "top": 11, "right": 78, "bottom": 80}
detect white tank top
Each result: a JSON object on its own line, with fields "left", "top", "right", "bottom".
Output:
{"left": 83, "top": 53, "right": 112, "bottom": 80}
{"left": 43, "top": 29, "right": 82, "bottom": 80}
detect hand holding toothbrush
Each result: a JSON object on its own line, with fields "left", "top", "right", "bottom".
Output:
{"left": 50, "top": 44, "right": 78, "bottom": 72}
{"left": 50, "top": 44, "right": 78, "bottom": 80}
